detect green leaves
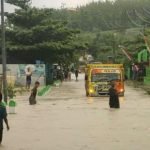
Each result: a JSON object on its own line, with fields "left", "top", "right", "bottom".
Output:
{"left": 51, "top": 0, "right": 150, "bottom": 31}
{"left": 5, "top": 6, "right": 86, "bottom": 64}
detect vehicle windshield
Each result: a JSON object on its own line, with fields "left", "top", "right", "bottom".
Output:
{"left": 91, "top": 73, "right": 121, "bottom": 82}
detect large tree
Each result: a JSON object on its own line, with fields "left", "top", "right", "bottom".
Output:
{"left": 88, "top": 29, "right": 147, "bottom": 63}
{"left": 5, "top": 1, "right": 86, "bottom": 64}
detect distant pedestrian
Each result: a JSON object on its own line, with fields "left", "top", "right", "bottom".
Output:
{"left": 58, "top": 68, "right": 64, "bottom": 83}
{"left": 0, "top": 92, "right": 10, "bottom": 145}
{"left": 26, "top": 67, "right": 32, "bottom": 90}
{"left": 29, "top": 81, "right": 40, "bottom": 105}
{"left": 138, "top": 62, "right": 145, "bottom": 81}
{"left": 75, "top": 69, "right": 79, "bottom": 81}
{"left": 64, "top": 69, "right": 68, "bottom": 81}
{"left": 109, "top": 83, "right": 120, "bottom": 109}
{"left": 68, "top": 70, "right": 72, "bottom": 81}
{"left": 132, "top": 63, "right": 139, "bottom": 80}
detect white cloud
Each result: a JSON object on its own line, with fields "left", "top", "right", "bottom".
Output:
{"left": 2, "top": 0, "right": 99, "bottom": 13}
{"left": 3, "top": 3, "right": 18, "bottom": 13}
{"left": 31, "top": 0, "right": 99, "bottom": 8}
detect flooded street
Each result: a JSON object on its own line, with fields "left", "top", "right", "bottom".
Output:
{"left": 1, "top": 74, "right": 150, "bottom": 150}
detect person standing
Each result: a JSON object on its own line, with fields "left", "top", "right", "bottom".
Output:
{"left": 109, "top": 83, "right": 120, "bottom": 109}
{"left": 68, "top": 70, "right": 72, "bottom": 81}
{"left": 0, "top": 93, "right": 10, "bottom": 144}
{"left": 29, "top": 81, "right": 40, "bottom": 105}
{"left": 26, "top": 67, "right": 32, "bottom": 90}
{"left": 64, "top": 69, "right": 68, "bottom": 81}
{"left": 132, "top": 63, "right": 139, "bottom": 80}
{"left": 75, "top": 69, "right": 79, "bottom": 81}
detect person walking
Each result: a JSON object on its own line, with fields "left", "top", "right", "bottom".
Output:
{"left": 29, "top": 81, "right": 40, "bottom": 105}
{"left": 109, "top": 83, "right": 120, "bottom": 109}
{"left": 26, "top": 67, "right": 32, "bottom": 90}
{"left": 132, "top": 63, "right": 139, "bottom": 80}
{"left": 75, "top": 69, "right": 79, "bottom": 81}
{"left": 68, "top": 70, "right": 72, "bottom": 81}
{"left": 0, "top": 93, "right": 10, "bottom": 145}
{"left": 64, "top": 69, "right": 68, "bottom": 81}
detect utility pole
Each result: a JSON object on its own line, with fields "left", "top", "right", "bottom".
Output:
{"left": 113, "top": 33, "right": 117, "bottom": 63}
{"left": 1, "top": 0, "right": 7, "bottom": 102}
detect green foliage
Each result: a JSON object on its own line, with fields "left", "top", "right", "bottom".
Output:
{"left": 5, "top": 7, "right": 87, "bottom": 64}
{"left": 41, "top": 0, "right": 150, "bottom": 64}
{"left": 88, "top": 29, "right": 148, "bottom": 63}
{"left": 51, "top": 0, "right": 150, "bottom": 31}
{"left": 5, "top": 0, "right": 150, "bottom": 65}
{"left": 7, "top": 85, "right": 16, "bottom": 99}
{"left": 89, "top": 31, "right": 119, "bottom": 61}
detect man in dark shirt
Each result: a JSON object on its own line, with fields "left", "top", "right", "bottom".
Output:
{"left": 109, "top": 83, "right": 120, "bottom": 109}
{"left": 0, "top": 93, "right": 10, "bottom": 144}
{"left": 75, "top": 69, "right": 79, "bottom": 81}
{"left": 29, "top": 81, "right": 40, "bottom": 105}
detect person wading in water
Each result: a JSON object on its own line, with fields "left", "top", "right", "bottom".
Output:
{"left": 109, "top": 83, "right": 120, "bottom": 109}
{"left": 29, "top": 81, "right": 40, "bottom": 105}
{"left": 75, "top": 69, "right": 79, "bottom": 81}
{"left": 0, "top": 92, "right": 10, "bottom": 145}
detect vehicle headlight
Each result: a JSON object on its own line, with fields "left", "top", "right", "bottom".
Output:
{"left": 89, "top": 87, "right": 95, "bottom": 94}
{"left": 119, "top": 89, "right": 124, "bottom": 92}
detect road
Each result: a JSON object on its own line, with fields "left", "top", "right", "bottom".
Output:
{"left": 1, "top": 74, "right": 150, "bottom": 150}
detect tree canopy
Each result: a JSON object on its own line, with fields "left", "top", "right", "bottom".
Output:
{"left": 4, "top": 0, "right": 150, "bottom": 64}
{"left": 4, "top": 0, "right": 87, "bottom": 64}
{"left": 53, "top": 0, "right": 150, "bottom": 31}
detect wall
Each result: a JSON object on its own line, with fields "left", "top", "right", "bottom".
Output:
{"left": 0, "top": 64, "right": 45, "bottom": 86}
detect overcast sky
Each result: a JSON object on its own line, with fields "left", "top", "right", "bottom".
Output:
{"left": 31, "top": 0, "right": 99, "bottom": 8}
{"left": 3, "top": 0, "right": 100, "bottom": 12}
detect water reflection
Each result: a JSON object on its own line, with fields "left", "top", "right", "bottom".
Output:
{"left": 86, "top": 96, "right": 125, "bottom": 104}
{"left": 87, "top": 97, "right": 94, "bottom": 104}
{"left": 119, "top": 96, "right": 125, "bottom": 102}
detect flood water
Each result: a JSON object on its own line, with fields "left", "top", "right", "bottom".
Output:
{"left": 1, "top": 74, "right": 150, "bottom": 150}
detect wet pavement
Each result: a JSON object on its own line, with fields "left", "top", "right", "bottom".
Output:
{"left": 1, "top": 74, "right": 150, "bottom": 150}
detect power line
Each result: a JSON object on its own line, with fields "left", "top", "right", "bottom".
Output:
{"left": 143, "top": 8, "right": 150, "bottom": 15}
{"left": 126, "top": 10, "right": 143, "bottom": 27}
{"left": 134, "top": 9, "right": 150, "bottom": 25}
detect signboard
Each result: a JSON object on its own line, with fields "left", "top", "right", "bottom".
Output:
{"left": 87, "top": 64, "right": 123, "bottom": 69}
{"left": 92, "top": 69, "right": 120, "bottom": 74}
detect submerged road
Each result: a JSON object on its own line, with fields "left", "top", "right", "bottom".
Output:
{"left": 1, "top": 74, "right": 150, "bottom": 150}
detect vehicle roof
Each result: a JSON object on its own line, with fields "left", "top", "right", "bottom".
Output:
{"left": 86, "top": 64, "right": 123, "bottom": 69}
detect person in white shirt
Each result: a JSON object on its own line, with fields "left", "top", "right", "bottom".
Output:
{"left": 26, "top": 67, "right": 32, "bottom": 90}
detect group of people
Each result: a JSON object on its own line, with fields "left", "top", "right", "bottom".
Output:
{"left": 0, "top": 81, "right": 39, "bottom": 145}
{"left": 60, "top": 68, "right": 72, "bottom": 81}
{"left": 53, "top": 67, "right": 79, "bottom": 82}
{"left": 0, "top": 67, "right": 32, "bottom": 145}
{"left": 25, "top": 66, "right": 80, "bottom": 89}
{"left": 64, "top": 69, "right": 79, "bottom": 81}
{"left": 27, "top": 67, "right": 79, "bottom": 105}
{"left": 0, "top": 71, "right": 120, "bottom": 145}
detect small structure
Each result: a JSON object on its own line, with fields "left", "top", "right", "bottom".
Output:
{"left": 9, "top": 99, "right": 16, "bottom": 114}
